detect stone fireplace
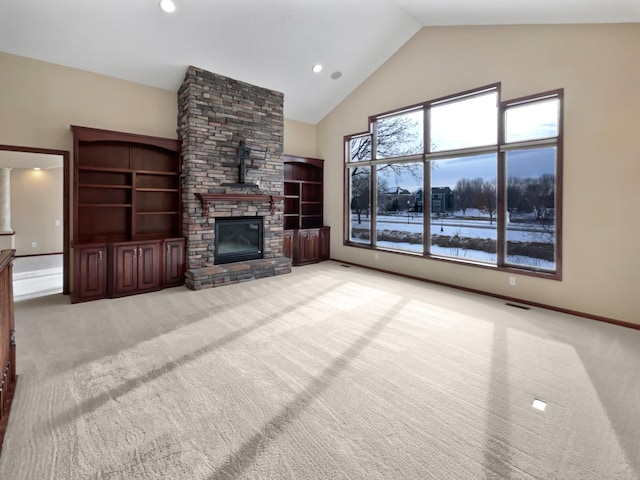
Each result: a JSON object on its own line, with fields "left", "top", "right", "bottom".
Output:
{"left": 178, "top": 66, "right": 291, "bottom": 289}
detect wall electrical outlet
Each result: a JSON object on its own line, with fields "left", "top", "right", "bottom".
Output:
{"left": 374, "top": 252, "right": 380, "bottom": 260}
{"left": 55, "top": 220, "right": 60, "bottom": 226}
{"left": 509, "top": 276, "right": 516, "bottom": 286}
{"left": 31, "top": 242, "right": 37, "bottom": 248}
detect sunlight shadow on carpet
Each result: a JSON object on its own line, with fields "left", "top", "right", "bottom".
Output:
{"left": 44, "top": 281, "right": 346, "bottom": 435}
{"left": 483, "top": 323, "right": 514, "bottom": 480}
{"left": 206, "top": 298, "right": 403, "bottom": 480}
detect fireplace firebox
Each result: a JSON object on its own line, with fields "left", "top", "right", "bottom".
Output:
{"left": 214, "top": 216, "right": 263, "bottom": 265}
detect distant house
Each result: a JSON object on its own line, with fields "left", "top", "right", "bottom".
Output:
{"left": 431, "top": 187, "right": 454, "bottom": 214}
{"left": 378, "top": 186, "right": 415, "bottom": 213}
{"left": 413, "top": 189, "right": 423, "bottom": 212}
{"left": 412, "top": 187, "right": 454, "bottom": 214}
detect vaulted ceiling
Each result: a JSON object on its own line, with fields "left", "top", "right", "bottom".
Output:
{"left": 1, "top": 0, "right": 638, "bottom": 124}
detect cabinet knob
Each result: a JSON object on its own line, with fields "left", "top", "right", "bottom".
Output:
{"left": 139, "top": 248, "right": 142, "bottom": 257}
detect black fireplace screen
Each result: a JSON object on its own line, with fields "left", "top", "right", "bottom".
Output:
{"left": 214, "top": 216, "right": 263, "bottom": 265}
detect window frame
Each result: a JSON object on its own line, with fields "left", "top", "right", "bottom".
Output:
{"left": 343, "top": 84, "right": 563, "bottom": 280}
{"left": 499, "top": 89, "right": 563, "bottom": 278}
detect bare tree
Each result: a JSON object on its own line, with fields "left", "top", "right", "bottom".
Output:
{"left": 506, "top": 176, "right": 525, "bottom": 221}
{"left": 350, "top": 167, "right": 370, "bottom": 224}
{"left": 349, "top": 113, "right": 423, "bottom": 219}
{"left": 375, "top": 113, "right": 423, "bottom": 158}
{"left": 477, "top": 180, "right": 497, "bottom": 225}
{"left": 525, "top": 174, "right": 555, "bottom": 222}
{"left": 454, "top": 178, "right": 477, "bottom": 216}
{"left": 350, "top": 136, "right": 372, "bottom": 162}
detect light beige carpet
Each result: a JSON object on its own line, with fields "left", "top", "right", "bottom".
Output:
{"left": 1, "top": 261, "right": 639, "bottom": 479}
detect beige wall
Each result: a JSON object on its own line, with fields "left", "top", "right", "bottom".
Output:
{"left": 10, "top": 167, "right": 64, "bottom": 255}
{"left": 0, "top": 52, "right": 179, "bottom": 150}
{"left": 284, "top": 119, "right": 318, "bottom": 157}
{"left": 317, "top": 24, "right": 640, "bottom": 325}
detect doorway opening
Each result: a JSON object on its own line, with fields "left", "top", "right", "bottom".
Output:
{"left": 0, "top": 145, "right": 70, "bottom": 300}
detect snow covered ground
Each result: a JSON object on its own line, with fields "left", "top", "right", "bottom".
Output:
{"left": 349, "top": 211, "right": 555, "bottom": 269}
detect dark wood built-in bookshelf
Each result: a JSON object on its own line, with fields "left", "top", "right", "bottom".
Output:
{"left": 283, "top": 155, "right": 330, "bottom": 265}
{"left": 72, "top": 126, "right": 186, "bottom": 303}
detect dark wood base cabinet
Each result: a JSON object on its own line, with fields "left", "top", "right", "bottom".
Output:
{"left": 284, "top": 227, "right": 330, "bottom": 266}
{"left": 319, "top": 226, "right": 330, "bottom": 261}
{"left": 74, "top": 244, "right": 107, "bottom": 302}
{"left": 72, "top": 238, "right": 185, "bottom": 303}
{"left": 0, "top": 250, "right": 18, "bottom": 456}
{"left": 164, "top": 238, "right": 186, "bottom": 287}
{"left": 283, "top": 230, "right": 295, "bottom": 261}
{"left": 109, "top": 241, "right": 162, "bottom": 298}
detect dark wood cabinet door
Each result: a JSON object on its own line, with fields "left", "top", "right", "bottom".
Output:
{"left": 319, "top": 226, "right": 330, "bottom": 261}
{"left": 113, "top": 244, "right": 138, "bottom": 295}
{"left": 163, "top": 238, "right": 185, "bottom": 287}
{"left": 73, "top": 245, "right": 106, "bottom": 303}
{"left": 138, "top": 242, "right": 161, "bottom": 291}
{"left": 283, "top": 230, "right": 294, "bottom": 261}
{"left": 297, "top": 229, "right": 319, "bottom": 265}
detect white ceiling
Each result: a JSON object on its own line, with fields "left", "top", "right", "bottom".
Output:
{"left": 0, "top": 0, "right": 638, "bottom": 125}
{"left": 0, "top": 151, "right": 63, "bottom": 170}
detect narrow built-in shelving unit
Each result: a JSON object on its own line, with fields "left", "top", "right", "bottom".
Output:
{"left": 283, "top": 155, "right": 330, "bottom": 265}
{"left": 283, "top": 157, "right": 323, "bottom": 230}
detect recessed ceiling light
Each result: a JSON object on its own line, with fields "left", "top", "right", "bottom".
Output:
{"left": 159, "top": 0, "right": 176, "bottom": 13}
{"left": 33, "top": 167, "right": 41, "bottom": 171}
{"left": 312, "top": 64, "right": 323, "bottom": 73}
{"left": 532, "top": 399, "right": 547, "bottom": 411}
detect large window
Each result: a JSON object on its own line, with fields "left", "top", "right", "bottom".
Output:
{"left": 503, "top": 93, "right": 561, "bottom": 271}
{"left": 344, "top": 85, "right": 563, "bottom": 278}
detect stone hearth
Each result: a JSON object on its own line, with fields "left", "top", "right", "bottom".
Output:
{"left": 178, "top": 66, "right": 291, "bottom": 290}
{"left": 184, "top": 258, "right": 291, "bottom": 290}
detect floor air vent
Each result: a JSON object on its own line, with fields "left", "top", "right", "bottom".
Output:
{"left": 505, "top": 302, "right": 531, "bottom": 310}
{"left": 340, "top": 264, "right": 351, "bottom": 268}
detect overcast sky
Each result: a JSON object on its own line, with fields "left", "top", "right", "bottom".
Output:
{"left": 379, "top": 148, "right": 556, "bottom": 192}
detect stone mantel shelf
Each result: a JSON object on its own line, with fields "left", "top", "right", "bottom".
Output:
{"left": 195, "top": 193, "right": 285, "bottom": 217}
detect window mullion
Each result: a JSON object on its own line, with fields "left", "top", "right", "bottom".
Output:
{"left": 371, "top": 123, "right": 378, "bottom": 249}
{"left": 499, "top": 138, "right": 557, "bottom": 151}
{"left": 496, "top": 93, "right": 506, "bottom": 266}
{"left": 497, "top": 151, "right": 506, "bottom": 267}
{"left": 370, "top": 154, "right": 423, "bottom": 166}
{"left": 423, "top": 159, "right": 431, "bottom": 257}
{"left": 424, "top": 106, "right": 431, "bottom": 256}
{"left": 425, "top": 145, "right": 497, "bottom": 161}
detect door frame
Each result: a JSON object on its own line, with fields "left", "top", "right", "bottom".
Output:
{"left": 0, "top": 144, "right": 70, "bottom": 296}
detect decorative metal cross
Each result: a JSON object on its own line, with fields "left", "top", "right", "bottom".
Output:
{"left": 237, "top": 140, "right": 251, "bottom": 184}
